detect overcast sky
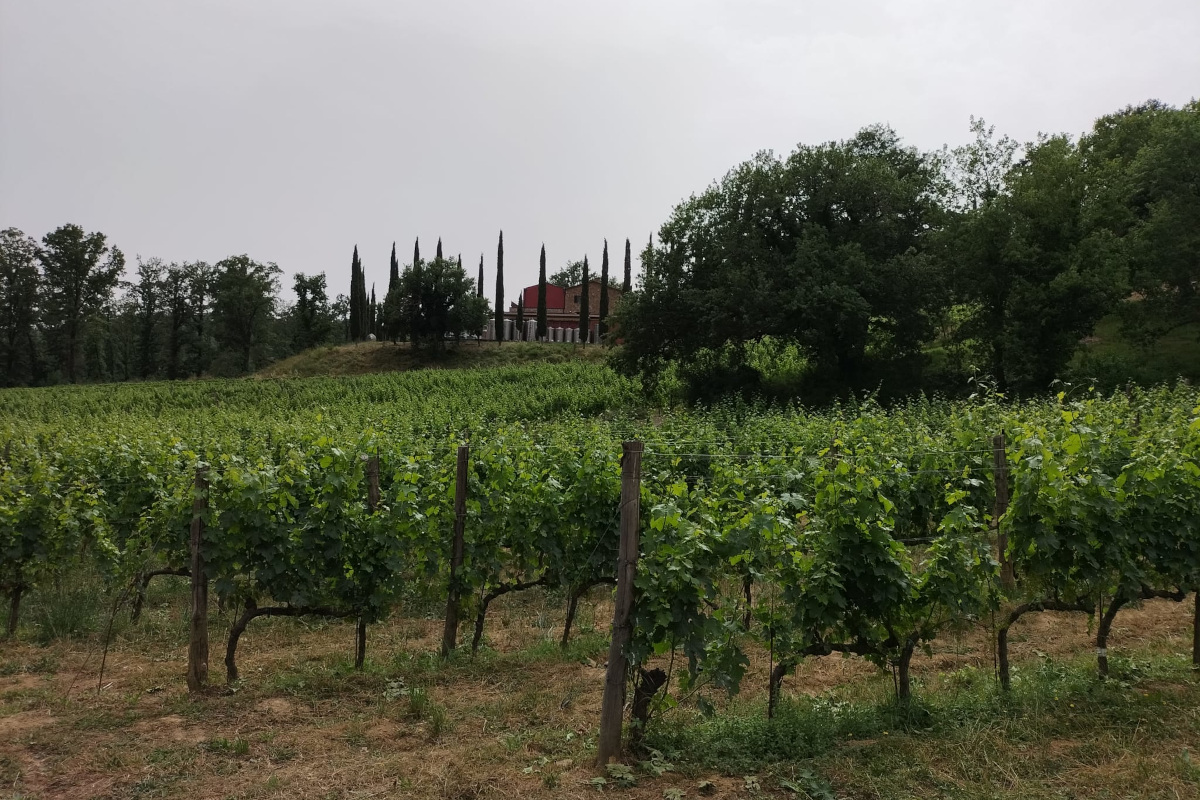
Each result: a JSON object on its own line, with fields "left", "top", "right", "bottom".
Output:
{"left": 2, "top": 0, "right": 1197, "bottom": 307}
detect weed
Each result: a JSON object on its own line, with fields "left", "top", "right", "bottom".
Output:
{"left": 204, "top": 737, "right": 250, "bottom": 756}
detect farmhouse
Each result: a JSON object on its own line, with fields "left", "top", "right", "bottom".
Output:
{"left": 492, "top": 279, "right": 624, "bottom": 342}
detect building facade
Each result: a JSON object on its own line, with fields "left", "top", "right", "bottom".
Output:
{"left": 498, "top": 280, "right": 624, "bottom": 341}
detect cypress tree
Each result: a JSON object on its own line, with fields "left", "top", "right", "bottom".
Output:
{"left": 356, "top": 249, "right": 369, "bottom": 340}
{"left": 515, "top": 295, "right": 525, "bottom": 340}
{"left": 349, "top": 245, "right": 363, "bottom": 340}
{"left": 477, "top": 255, "right": 484, "bottom": 297}
{"left": 578, "top": 255, "right": 590, "bottom": 345}
{"left": 494, "top": 231, "right": 505, "bottom": 342}
{"left": 370, "top": 284, "right": 377, "bottom": 337}
{"left": 436, "top": 238, "right": 443, "bottom": 260}
{"left": 536, "top": 244, "right": 548, "bottom": 340}
{"left": 623, "top": 238, "right": 632, "bottom": 293}
{"left": 388, "top": 242, "right": 399, "bottom": 295}
{"left": 410, "top": 238, "right": 421, "bottom": 345}
{"left": 599, "top": 239, "right": 610, "bottom": 338}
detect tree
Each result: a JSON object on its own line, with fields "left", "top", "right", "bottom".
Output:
{"left": 614, "top": 127, "right": 945, "bottom": 400}
{"left": 293, "top": 272, "right": 334, "bottom": 351}
{"left": 386, "top": 250, "right": 488, "bottom": 351}
{"left": 947, "top": 122, "right": 1127, "bottom": 390}
{"left": 622, "top": 238, "right": 632, "bottom": 293}
{"left": 370, "top": 284, "right": 377, "bottom": 338}
{"left": 349, "top": 246, "right": 364, "bottom": 341}
{"left": 515, "top": 295, "right": 525, "bottom": 340}
{"left": 211, "top": 255, "right": 281, "bottom": 374}
{"left": 578, "top": 255, "right": 590, "bottom": 344}
{"left": 476, "top": 255, "right": 484, "bottom": 298}
{"left": 388, "top": 243, "right": 400, "bottom": 297}
{"left": 185, "top": 261, "right": 216, "bottom": 377}
{"left": 598, "top": 240, "right": 610, "bottom": 338}
{"left": 436, "top": 238, "right": 443, "bottom": 260}
{"left": 132, "top": 257, "right": 165, "bottom": 379}
{"left": 1106, "top": 102, "right": 1200, "bottom": 347}
{"left": 495, "top": 231, "right": 505, "bottom": 342}
{"left": 410, "top": 238, "right": 422, "bottom": 342}
{"left": 0, "top": 228, "right": 40, "bottom": 386}
{"left": 38, "top": 224, "right": 124, "bottom": 382}
{"left": 537, "top": 244, "right": 548, "bottom": 340}
{"left": 161, "top": 263, "right": 190, "bottom": 380}
{"left": 551, "top": 259, "right": 621, "bottom": 289}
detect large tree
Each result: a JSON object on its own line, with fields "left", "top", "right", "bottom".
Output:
{"left": 0, "top": 228, "right": 41, "bottom": 386}
{"left": 578, "top": 255, "right": 590, "bottom": 344}
{"left": 385, "top": 250, "right": 487, "bottom": 351}
{"left": 161, "top": 263, "right": 190, "bottom": 380}
{"left": 615, "top": 127, "right": 944, "bottom": 398}
{"left": 293, "top": 272, "right": 334, "bottom": 351}
{"left": 132, "top": 256, "right": 165, "bottom": 379}
{"left": 211, "top": 255, "right": 281, "bottom": 374}
{"left": 536, "top": 244, "right": 548, "bottom": 340}
{"left": 1102, "top": 101, "right": 1200, "bottom": 347}
{"left": 38, "top": 224, "right": 124, "bottom": 382}
{"left": 186, "top": 261, "right": 216, "bottom": 377}
{"left": 622, "top": 238, "right": 632, "bottom": 293}
{"left": 598, "top": 240, "right": 610, "bottom": 338}
{"left": 389, "top": 242, "right": 399, "bottom": 293}
{"left": 946, "top": 120, "right": 1127, "bottom": 390}
{"left": 551, "top": 259, "right": 621, "bottom": 289}
{"left": 348, "top": 246, "right": 368, "bottom": 341}
{"left": 494, "top": 231, "right": 505, "bottom": 342}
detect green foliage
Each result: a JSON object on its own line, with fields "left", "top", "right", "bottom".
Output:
{"left": 0, "top": 228, "right": 41, "bottom": 386}
{"left": 210, "top": 255, "right": 281, "bottom": 374}
{"left": 385, "top": 253, "right": 487, "bottom": 350}
{"left": 1, "top": 366, "right": 1199, "bottom": 732}
{"left": 37, "top": 223, "right": 125, "bottom": 383}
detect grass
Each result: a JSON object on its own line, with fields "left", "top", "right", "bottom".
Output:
{"left": 257, "top": 339, "right": 610, "bottom": 378}
{"left": 1, "top": 578, "right": 1198, "bottom": 799}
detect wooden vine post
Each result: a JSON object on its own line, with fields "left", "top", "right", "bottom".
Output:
{"left": 440, "top": 445, "right": 469, "bottom": 659}
{"left": 597, "top": 440, "right": 643, "bottom": 765}
{"left": 356, "top": 455, "right": 381, "bottom": 670}
{"left": 186, "top": 467, "right": 209, "bottom": 694}
{"left": 993, "top": 432, "right": 1014, "bottom": 590}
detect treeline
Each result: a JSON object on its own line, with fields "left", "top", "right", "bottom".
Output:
{"left": 0, "top": 224, "right": 333, "bottom": 384}
{"left": 615, "top": 99, "right": 1200, "bottom": 402}
{"left": 0, "top": 226, "right": 498, "bottom": 385}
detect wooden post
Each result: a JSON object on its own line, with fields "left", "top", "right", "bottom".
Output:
{"left": 993, "top": 433, "right": 1014, "bottom": 590}
{"left": 1193, "top": 591, "right": 1200, "bottom": 669}
{"left": 596, "top": 440, "right": 643, "bottom": 765}
{"left": 356, "top": 455, "right": 381, "bottom": 670}
{"left": 440, "top": 445, "right": 469, "bottom": 658}
{"left": 186, "top": 467, "right": 209, "bottom": 693}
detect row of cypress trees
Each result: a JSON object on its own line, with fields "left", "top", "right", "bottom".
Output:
{"left": 349, "top": 232, "right": 637, "bottom": 343}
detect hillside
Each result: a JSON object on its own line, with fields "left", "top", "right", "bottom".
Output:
{"left": 257, "top": 340, "right": 610, "bottom": 378}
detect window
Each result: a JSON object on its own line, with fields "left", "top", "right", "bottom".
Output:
{"left": 573, "top": 294, "right": 580, "bottom": 304}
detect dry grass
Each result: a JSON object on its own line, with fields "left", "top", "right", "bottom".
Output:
{"left": 2, "top": 585, "right": 1199, "bottom": 799}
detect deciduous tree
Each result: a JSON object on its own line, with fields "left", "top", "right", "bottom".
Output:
{"left": 38, "top": 224, "right": 124, "bottom": 382}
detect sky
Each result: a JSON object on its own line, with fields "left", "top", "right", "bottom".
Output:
{"left": 2, "top": 0, "right": 1198, "bottom": 308}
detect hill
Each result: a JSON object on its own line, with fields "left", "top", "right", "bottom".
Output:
{"left": 256, "top": 340, "right": 609, "bottom": 379}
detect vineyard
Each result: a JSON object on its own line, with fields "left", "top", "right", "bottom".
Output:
{"left": 4, "top": 364, "right": 1200, "bottom": 798}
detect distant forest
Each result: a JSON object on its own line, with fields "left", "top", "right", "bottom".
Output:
{"left": 2, "top": 99, "right": 1196, "bottom": 399}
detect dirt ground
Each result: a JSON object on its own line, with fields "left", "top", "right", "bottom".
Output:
{"left": 1, "top": 588, "right": 1196, "bottom": 800}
